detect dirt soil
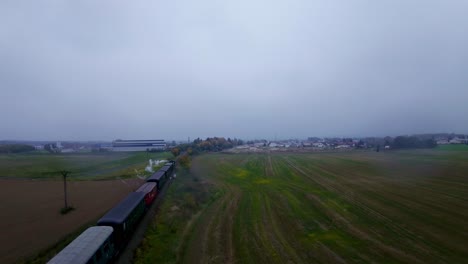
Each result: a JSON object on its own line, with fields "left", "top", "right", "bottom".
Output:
{"left": 0, "top": 178, "right": 144, "bottom": 264}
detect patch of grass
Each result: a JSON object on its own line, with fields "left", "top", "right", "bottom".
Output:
{"left": 135, "top": 150, "right": 468, "bottom": 264}
{"left": 134, "top": 168, "right": 216, "bottom": 264}
{"left": 0, "top": 151, "right": 171, "bottom": 180}
{"left": 436, "top": 144, "right": 468, "bottom": 151}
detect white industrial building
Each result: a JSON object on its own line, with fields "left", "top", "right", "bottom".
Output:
{"left": 112, "top": 139, "right": 166, "bottom": 152}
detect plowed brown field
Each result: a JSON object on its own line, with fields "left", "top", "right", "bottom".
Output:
{"left": 0, "top": 178, "right": 144, "bottom": 264}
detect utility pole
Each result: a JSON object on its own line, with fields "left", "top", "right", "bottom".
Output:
{"left": 60, "top": 170, "right": 70, "bottom": 210}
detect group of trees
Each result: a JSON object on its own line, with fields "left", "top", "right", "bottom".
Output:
{"left": 355, "top": 135, "right": 437, "bottom": 150}
{"left": 175, "top": 137, "right": 243, "bottom": 155}
{"left": 171, "top": 137, "right": 244, "bottom": 169}
{"left": 0, "top": 144, "right": 35, "bottom": 153}
{"left": 192, "top": 137, "right": 243, "bottom": 152}
{"left": 392, "top": 136, "right": 437, "bottom": 149}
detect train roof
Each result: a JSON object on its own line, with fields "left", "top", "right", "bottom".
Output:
{"left": 159, "top": 165, "right": 172, "bottom": 172}
{"left": 97, "top": 192, "right": 146, "bottom": 225}
{"left": 146, "top": 170, "right": 165, "bottom": 182}
{"left": 47, "top": 226, "right": 113, "bottom": 264}
{"left": 136, "top": 182, "right": 157, "bottom": 193}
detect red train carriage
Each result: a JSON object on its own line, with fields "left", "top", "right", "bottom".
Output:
{"left": 136, "top": 182, "right": 157, "bottom": 206}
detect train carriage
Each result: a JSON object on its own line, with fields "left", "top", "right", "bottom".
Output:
{"left": 48, "top": 161, "right": 177, "bottom": 263}
{"left": 160, "top": 163, "right": 172, "bottom": 173}
{"left": 146, "top": 170, "right": 167, "bottom": 190}
{"left": 47, "top": 226, "right": 115, "bottom": 264}
{"left": 159, "top": 164, "right": 173, "bottom": 177}
{"left": 97, "top": 192, "right": 146, "bottom": 251}
{"left": 135, "top": 182, "right": 157, "bottom": 207}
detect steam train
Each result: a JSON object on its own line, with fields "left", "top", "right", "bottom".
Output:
{"left": 47, "top": 160, "right": 176, "bottom": 264}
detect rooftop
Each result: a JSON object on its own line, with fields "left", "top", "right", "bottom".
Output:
{"left": 146, "top": 171, "right": 166, "bottom": 182}
{"left": 136, "top": 182, "right": 157, "bottom": 193}
{"left": 47, "top": 226, "right": 113, "bottom": 264}
{"left": 97, "top": 192, "right": 146, "bottom": 225}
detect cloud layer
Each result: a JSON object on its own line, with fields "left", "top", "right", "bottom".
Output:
{"left": 1, "top": 1, "right": 467, "bottom": 140}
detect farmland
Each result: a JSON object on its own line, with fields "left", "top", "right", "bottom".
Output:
{"left": 0, "top": 151, "right": 171, "bottom": 180}
{"left": 0, "top": 151, "right": 171, "bottom": 263}
{"left": 0, "top": 178, "right": 144, "bottom": 264}
{"left": 136, "top": 148, "right": 468, "bottom": 263}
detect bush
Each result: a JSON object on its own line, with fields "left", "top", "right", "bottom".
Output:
{"left": 179, "top": 154, "right": 191, "bottom": 169}
{"left": 171, "top": 147, "right": 180, "bottom": 157}
{"left": 393, "top": 136, "right": 437, "bottom": 149}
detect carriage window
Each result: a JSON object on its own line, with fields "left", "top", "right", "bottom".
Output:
{"left": 103, "top": 242, "right": 109, "bottom": 254}
{"left": 95, "top": 249, "right": 102, "bottom": 262}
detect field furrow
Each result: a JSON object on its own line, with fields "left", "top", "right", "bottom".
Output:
{"left": 135, "top": 150, "right": 468, "bottom": 264}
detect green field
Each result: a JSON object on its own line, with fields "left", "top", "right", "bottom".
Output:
{"left": 435, "top": 144, "right": 468, "bottom": 151}
{"left": 0, "top": 151, "right": 171, "bottom": 180}
{"left": 136, "top": 149, "right": 468, "bottom": 263}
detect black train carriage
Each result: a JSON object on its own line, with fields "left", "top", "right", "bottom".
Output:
{"left": 146, "top": 170, "right": 167, "bottom": 190}
{"left": 97, "top": 192, "right": 146, "bottom": 252}
{"left": 167, "top": 160, "right": 176, "bottom": 167}
{"left": 160, "top": 163, "right": 174, "bottom": 177}
{"left": 166, "top": 160, "right": 176, "bottom": 172}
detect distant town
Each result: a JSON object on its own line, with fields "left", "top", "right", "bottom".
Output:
{"left": 233, "top": 133, "right": 468, "bottom": 153}
{"left": 1, "top": 133, "right": 467, "bottom": 154}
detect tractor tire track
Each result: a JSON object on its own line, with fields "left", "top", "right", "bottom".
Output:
{"left": 282, "top": 156, "right": 434, "bottom": 263}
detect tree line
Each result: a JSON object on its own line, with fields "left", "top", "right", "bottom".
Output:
{"left": 173, "top": 137, "right": 243, "bottom": 155}
{"left": 392, "top": 136, "right": 437, "bottom": 149}
{"left": 356, "top": 136, "right": 437, "bottom": 151}
{"left": 171, "top": 137, "right": 244, "bottom": 169}
{"left": 0, "top": 144, "right": 35, "bottom": 153}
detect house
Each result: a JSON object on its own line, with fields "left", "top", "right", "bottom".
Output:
{"left": 312, "top": 142, "right": 325, "bottom": 148}
{"left": 288, "top": 142, "right": 300, "bottom": 148}
{"left": 61, "top": 148, "right": 75, "bottom": 153}
{"left": 254, "top": 142, "right": 265, "bottom": 148}
{"left": 436, "top": 139, "right": 449, "bottom": 145}
{"left": 449, "top": 138, "right": 463, "bottom": 144}
{"left": 335, "top": 144, "right": 351, "bottom": 149}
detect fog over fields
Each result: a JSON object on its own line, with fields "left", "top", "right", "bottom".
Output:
{"left": 1, "top": 1, "right": 468, "bottom": 140}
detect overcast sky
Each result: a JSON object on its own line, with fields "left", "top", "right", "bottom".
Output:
{"left": 1, "top": 1, "right": 467, "bottom": 141}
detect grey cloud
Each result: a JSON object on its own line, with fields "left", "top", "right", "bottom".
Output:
{"left": 1, "top": 0, "right": 467, "bottom": 140}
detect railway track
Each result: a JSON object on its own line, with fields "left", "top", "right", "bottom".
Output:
{"left": 115, "top": 172, "right": 175, "bottom": 264}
